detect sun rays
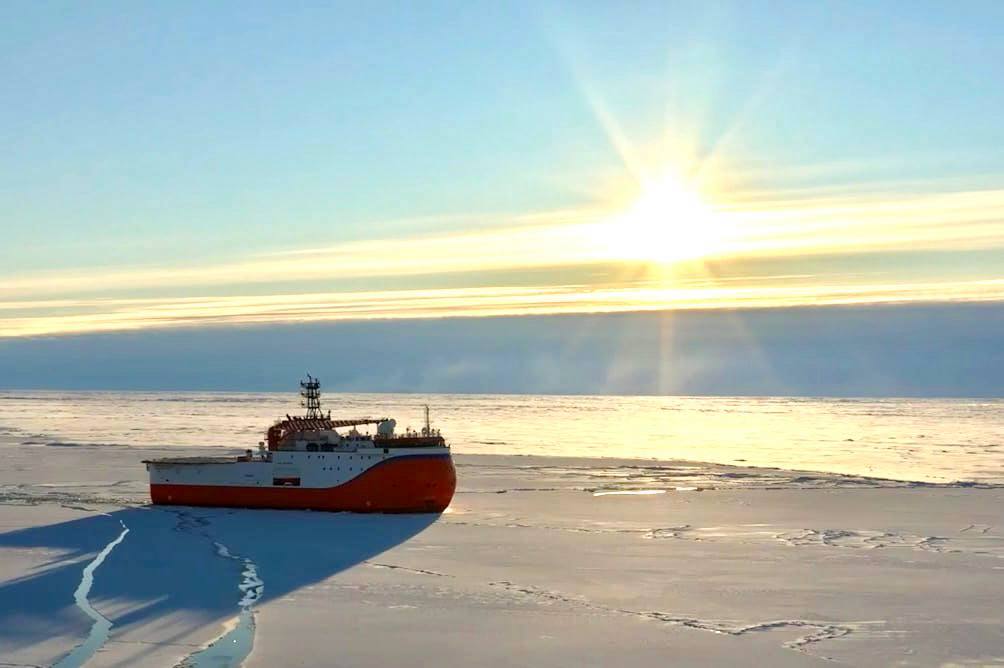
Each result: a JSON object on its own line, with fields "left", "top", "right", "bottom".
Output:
{"left": 591, "top": 165, "right": 734, "bottom": 267}
{"left": 6, "top": 89, "right": 1004, "bottom": 337}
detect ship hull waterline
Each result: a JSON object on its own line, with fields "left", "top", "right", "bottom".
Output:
{"left": 150, "top": 454, "right": 456, "bottom": 514}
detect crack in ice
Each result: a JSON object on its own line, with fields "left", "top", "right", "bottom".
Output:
{"left": 488, "top": 580, "right": 871, "bottom": 661}
{"left": 165, "top": 510, "right": 263, "bottom": 668}
{"left": 52, "top": 519, "right": 129, "bottom": 668}
{"left": 365, "top": 561, "right": 453, "bottom": 577}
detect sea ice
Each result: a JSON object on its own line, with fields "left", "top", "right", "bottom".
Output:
{"left": 0, "top": 437, "right": 1002, "bottom": 667}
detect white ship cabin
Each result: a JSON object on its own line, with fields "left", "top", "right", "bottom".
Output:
{"left": 257, "top": 378, "right": 447, "bottom": 458}
{"left": 284, "top": 421, "right": 384, "bottom": 452}
{"left": 261, "top": 415, "right": 446, "bottom": 459}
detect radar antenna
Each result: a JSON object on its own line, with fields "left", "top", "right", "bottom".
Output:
{"left": 300, "top": 374, "right": 326, "bottom": 419}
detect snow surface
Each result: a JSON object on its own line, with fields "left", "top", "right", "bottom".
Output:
{"left": 1, "top": 438, "right": 1002, "bottom": 667}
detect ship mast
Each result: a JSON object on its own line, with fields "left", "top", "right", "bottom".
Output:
{"left": 300, "top": 374, "right": 326, "bottom": 419}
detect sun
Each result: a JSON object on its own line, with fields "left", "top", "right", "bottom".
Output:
{"left": 597, "top": 167, "right": 734, "bottom": 266}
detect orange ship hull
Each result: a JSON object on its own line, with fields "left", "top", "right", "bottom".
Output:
{"left": 150, "top": 454, "right": 456, "bottom": 513}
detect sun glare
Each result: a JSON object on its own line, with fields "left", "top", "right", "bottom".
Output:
{"left": 598, "top": 168, "right": 734, "bottom": 266}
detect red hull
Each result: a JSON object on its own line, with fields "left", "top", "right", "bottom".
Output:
{"left": 150, "top": 454, "right": 456, "bottom": 513}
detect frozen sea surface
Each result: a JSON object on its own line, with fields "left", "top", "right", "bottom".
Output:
{"left": 1, "top": 391, "right": 1002, "bottom": 483}
{"left": 0, "top": 437, "right": 1003, "bottom": 666}
{"left": 0, "top": 394, "right": 1002, "bottom": 666}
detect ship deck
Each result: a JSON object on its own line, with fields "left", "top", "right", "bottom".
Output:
{"left": 142, "top": 457, "right": 239, "bottom": 465}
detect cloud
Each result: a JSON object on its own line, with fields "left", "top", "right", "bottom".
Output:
{"left": 3, "top": 275, "right": 1004, "bottom": 338}
{"left": 2, "top": 304, "right": 1003, "bottom": 396}
{"left": 3, "top": 186, "right": 1004, "bottom": 336}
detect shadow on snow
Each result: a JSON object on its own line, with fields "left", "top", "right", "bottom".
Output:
{"left": 0, "top": 505, "right": 438, "bottom": 660}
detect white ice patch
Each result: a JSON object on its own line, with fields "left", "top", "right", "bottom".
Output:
{"left": 775, "top": 528, "right": 1004, "bottom": 557}
{"left": 489, "top": 580, "right": 876, "bottom": 661}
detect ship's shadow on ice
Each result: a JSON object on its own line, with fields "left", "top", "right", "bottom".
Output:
{"left": 0, "top": 506, "right": 438, "bottom": 660}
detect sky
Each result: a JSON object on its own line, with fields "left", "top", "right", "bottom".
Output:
{"left": 2, "top": 304, "right": 1003, "bottom": 397}
{"left": 2, "top": 2, "right": 1003, "bottom": 394}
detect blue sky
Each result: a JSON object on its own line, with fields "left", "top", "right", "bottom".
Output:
{"left": 2, "top": 2, "right": 1003, "bottom": 392}
{"left": 5, "top": 2, "right": 1003, "bottom": 267}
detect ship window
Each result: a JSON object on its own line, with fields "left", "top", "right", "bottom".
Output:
{"left": 306, "top": 443, "right": 318, "bottom": 452}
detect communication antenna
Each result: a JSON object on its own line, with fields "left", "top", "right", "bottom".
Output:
{"left": 423, "top": 404, "right": 431, "bottom": 436}
{"left": 300, "top": 374, "right": 324, "bottom": 419}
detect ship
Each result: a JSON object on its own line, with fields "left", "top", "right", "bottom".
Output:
{"left": 143, "top": 376, "right": 456, "bottom": 513}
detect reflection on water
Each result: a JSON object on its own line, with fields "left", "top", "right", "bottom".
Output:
{"left": 0, "top": 391, "right": 1001, "bottom": 484}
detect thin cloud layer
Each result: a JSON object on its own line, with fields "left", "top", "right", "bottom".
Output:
{"left": 4, "top": 276, "right": 1004, "bottom": 338}
{"left": 3, "top": 185, "right": 1004, "bottom": 337}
